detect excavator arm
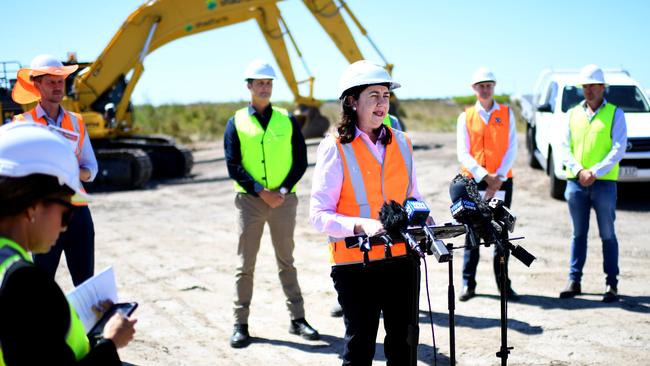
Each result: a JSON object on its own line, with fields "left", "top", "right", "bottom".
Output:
{"left": 74, "top": 0, "right": 274, "bottom": 128}
{"left": 74, "top": 0, "right": 390, "bottom": 133}
{"left": 60, "top": 0, "right": 395, "bottom": 189}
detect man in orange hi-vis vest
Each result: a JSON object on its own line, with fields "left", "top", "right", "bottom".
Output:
{"left": 10, "top": 54, "right": 98, "bottom": 286}
{"left": 456, "top": 67, "right": 519, "bottom": 302}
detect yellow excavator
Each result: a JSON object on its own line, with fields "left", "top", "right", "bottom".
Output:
{"left": 0, "top": 0, "right": 394, "bottom": 190}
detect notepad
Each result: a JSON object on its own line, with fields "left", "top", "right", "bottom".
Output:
{"left": 66, "top": 266, "right": 118, "bottom": 333}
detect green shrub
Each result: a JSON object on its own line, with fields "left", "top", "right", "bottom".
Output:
{"left": 132, "top": 95, "right": 523, "bottom": 142}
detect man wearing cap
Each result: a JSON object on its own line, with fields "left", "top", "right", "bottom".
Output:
{"left": 224, "top": 60, "right": 317, "bottom": 348}
{"left": 456, "top": 67, "right": 519, "bottom": 302}
{"left": 10, "top": 54, "right": 98, "bottom": 286}
{"left": 558, "top": 64, "right": 627, "bottom": 303}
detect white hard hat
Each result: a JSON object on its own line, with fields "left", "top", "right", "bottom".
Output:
{"left": 338, "top": 60, "right": 400, "bottom": 99}
{"left": 577, "top": 64, "right": 606, "bottom": 85}
{"left": 244, "top": 60, "right": 276, "bottom": 80}
{"left": 471, "top": 67, "right": 496, "bottom": 85}
{"left": 0, "top": 122, "right": 89, "bottom": 200}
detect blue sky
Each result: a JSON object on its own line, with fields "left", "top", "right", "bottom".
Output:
{"left": 2, "top": 0, "right": 649, "bottom": 105}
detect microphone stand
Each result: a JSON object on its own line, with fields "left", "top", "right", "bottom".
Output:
{"left": 495, "top": 238, "right": 512, "bottom": 366}
{"left": 406, "top": 245, "right": 421, "bottom": 366}
{"left": 446, "top": 243, "right": 457, "bottom": 366}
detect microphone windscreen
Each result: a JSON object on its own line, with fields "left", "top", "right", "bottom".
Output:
{"left": 379, "top": 201, "right": 408, "bottom": 236}
{"left": 449, "top": 174, "right": 470, "bottom": 201}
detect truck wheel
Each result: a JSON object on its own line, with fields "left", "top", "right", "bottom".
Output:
{"left": 526, "top": 124, "right": 542, "bottom": 169}
{"left": 548, "top": 150, "right": 566, "bottom": 200}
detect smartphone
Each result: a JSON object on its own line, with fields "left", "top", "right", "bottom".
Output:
{"left": 87, "top": 302, "right": 138, "bottom": 340}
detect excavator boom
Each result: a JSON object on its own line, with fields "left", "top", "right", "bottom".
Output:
{"left": 3, "top": 0, "right": 395, "bottom": 190}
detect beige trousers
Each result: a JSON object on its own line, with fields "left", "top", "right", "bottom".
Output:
{"left": 233, "top": 193, "right": 305, "bottom": 324}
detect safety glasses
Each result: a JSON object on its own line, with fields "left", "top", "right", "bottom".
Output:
{"left": 44, "top": 198, "right": 76, "bottom": 227}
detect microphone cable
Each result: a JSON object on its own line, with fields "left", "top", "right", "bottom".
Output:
{"left": 422, "top": 257, "right": 438, "bottom": 366}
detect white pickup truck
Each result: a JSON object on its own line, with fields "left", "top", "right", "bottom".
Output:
{"left": 519, "top": 69, "right": 650, "bottom": 199}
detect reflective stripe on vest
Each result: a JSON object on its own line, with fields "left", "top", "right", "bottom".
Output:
{"left": 14, "top": 109, "right": 89, "bottom": 206}
{"left": 461, "top": 105, "right": 513, "bottom": 178}
{"left": 0, "top": 238, "right": 90, "bottom": 364}
{"left": 566, "top": 103, "right": 619, "bottom": 181}
{"left": 328, "top": 129, "right": 413, "bottom": 265}
{"left": 233, "top": 106, "right": 295, "bottom": 192}
{"left": 14, "top": 108, "right": 85, "bottom": 158}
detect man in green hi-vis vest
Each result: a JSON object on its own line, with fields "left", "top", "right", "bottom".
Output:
{"left": 558, "top": 64, "right": 628, "bottom": 303}
{"left": 223, "top": 60, "right": 318, "bottom": 348}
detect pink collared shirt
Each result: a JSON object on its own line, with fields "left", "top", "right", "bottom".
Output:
{"left": 309, "top": 127, "right": 422, "bottom": 238}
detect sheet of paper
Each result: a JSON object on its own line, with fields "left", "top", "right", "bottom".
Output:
{"left": 479, "top": 190, "right": 506, "bottom": 201}
{"left": 66, "top": 266, "right": 118, "bottom": 333}
{"left": 47, "top": 124, "right": 79, "bottom": 152}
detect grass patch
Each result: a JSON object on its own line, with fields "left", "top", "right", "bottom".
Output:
{"left": 133, "top": 97, "right": 524, "bottom": 142}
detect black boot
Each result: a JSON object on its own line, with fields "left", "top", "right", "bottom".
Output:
{"left": 459, "top": 285, "right": 476, "bottom": 302}
{"left": 559, "top": 281, "right": 581, "bottom": 299}
{"left": 289, "top": 318, "right": 320, "bottom": 340}
{"left": 602, "top": 285, "right": 619, "bottom": 303}
{"left": 230, "top": 324, "right": 251, "bottom": 348}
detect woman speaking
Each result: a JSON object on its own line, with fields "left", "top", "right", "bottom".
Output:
{"left": 310, "top": 60, "right": 426, "bottom": 365}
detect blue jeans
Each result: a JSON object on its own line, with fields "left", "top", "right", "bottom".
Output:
{"left": 565, "top": 180, "right": 619, "bottom": 287}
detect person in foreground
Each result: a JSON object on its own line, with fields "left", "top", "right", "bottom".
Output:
{"left": 310, "top": 60, "right": 425, "bottom": 365}
{"left": 0, "top": 122, "right": 136, "bottom": 365}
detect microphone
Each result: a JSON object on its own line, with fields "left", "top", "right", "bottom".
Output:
{"left": 403, "top": 198, "right": 451, "bottom": 262}
{"left": 449, "top": 174, "right": 497, "bottom": 248}
{"left": 379, "top": 201, "right": 425, "bottom": 258}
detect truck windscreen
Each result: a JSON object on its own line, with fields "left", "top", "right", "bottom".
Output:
{"left": 562, "top": 85, "right": 650, "bottom": 113}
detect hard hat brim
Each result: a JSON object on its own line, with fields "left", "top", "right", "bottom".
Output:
{"left": 338, "top": 80, "right": 401, "bottom": 99}
{"left": 244, "top": 74, "right": 275, "bottom": 81}
{"left": 11, "top": 65, "right": 78, "bottom": 105}
{"left": 576, "top": 77, "right": 607, "bottom": 86}
{"left": 471, "top": 78, "right": 496, "bottom": 85}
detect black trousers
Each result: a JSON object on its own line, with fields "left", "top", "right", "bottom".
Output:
{"left": 462, "top": 178, "right": 513, "bottom": 288}
{"left": 331, "top": 256, "right": 420, "bottom": 366}
{"left": 33, "top": 205, "right": 95, "bottom": 286}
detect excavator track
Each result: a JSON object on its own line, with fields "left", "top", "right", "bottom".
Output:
{"left": 92, "top": 136, "right": 193, "bottom": 183}
{"left": 90, "top": 148, "right": 152, "bottom": 190}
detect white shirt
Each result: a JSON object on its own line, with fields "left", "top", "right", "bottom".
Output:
{"left": 309, "top": 127, "right": 422, "bottom": 238}
{"left": 456, "top": 100, "right": 518, "bottom": 182}
{"left": 560, "top": 99, "right": 627, "bottom": 178}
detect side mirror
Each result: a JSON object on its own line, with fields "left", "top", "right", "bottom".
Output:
{"left": 537, "top": 103, "right": 552, "bottom": 113}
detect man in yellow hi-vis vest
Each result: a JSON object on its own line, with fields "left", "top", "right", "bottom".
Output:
{"left": 223, "top": 60, "right": 318, "bottom": 348}
{"left": 559, "top": 64, "right": 627, "bottom": 303}
{"left": 10, "top": 54, "right": 97, "bottom": 287}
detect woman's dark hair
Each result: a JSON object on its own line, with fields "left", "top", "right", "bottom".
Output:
{"left": 337, "top": 83, "right": 392, "bottom": 145}
{"left": 0, "top": 174, "right": 73, "bottom": 217}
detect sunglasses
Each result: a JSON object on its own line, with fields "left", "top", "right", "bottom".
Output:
{"left": 44, "top": 198, "right": 76, "bottom": 227}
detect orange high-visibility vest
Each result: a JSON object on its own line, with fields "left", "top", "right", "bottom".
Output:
{"left": 461, "top": 105, "right": 513, "bottom": 178}
{"left": 14, "top": 108, "right": 89, "bottom": 206}
{"left": 329, "top": 129, "right": 414, "bottom": 266}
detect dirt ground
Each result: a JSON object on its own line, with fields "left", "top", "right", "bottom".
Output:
{"left": 56, "top": 132, "right": 650, "bottom": 366}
